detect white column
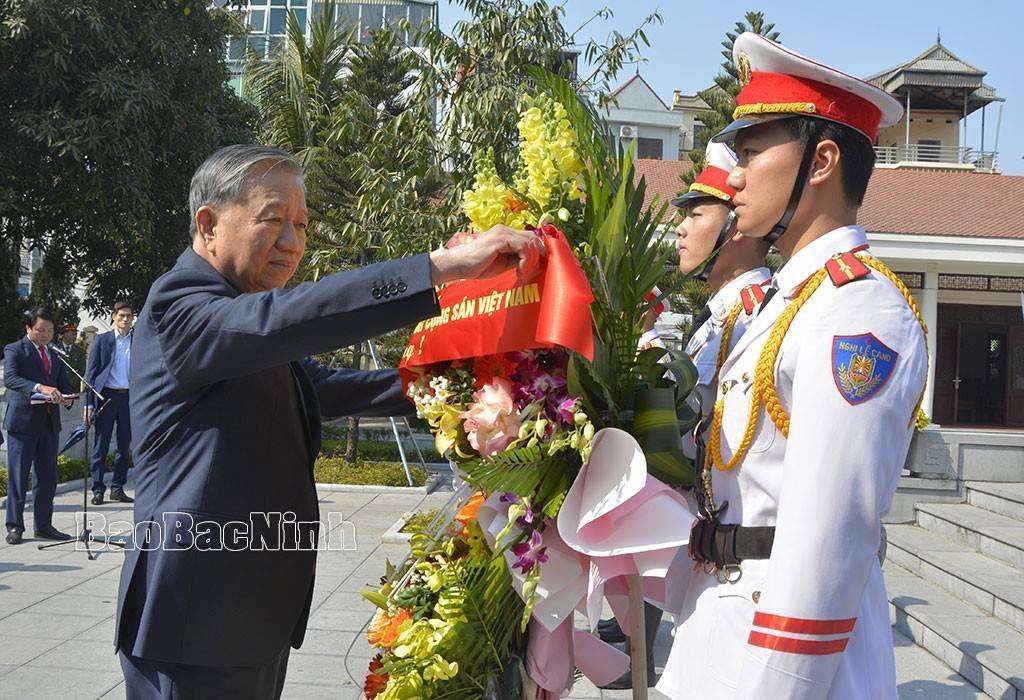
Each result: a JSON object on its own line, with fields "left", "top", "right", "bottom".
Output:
{"left": 921, "top": 265, "right": 939, "bottom": 418}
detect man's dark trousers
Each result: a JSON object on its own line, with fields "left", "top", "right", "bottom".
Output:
{"left": 4, "top": 429, "right": 58, "bottom": 532}
{"left": 91, "top": 388, "right": 130, "bottom": 495}
{"left": 119, "top": 648, "right": 290, "bottom": 700}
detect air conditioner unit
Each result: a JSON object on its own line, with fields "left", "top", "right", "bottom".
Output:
{"left": 619, "top": 125, "right": 638, "bottom": 139}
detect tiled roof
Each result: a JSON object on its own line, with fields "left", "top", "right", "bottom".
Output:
{"left": 867, "top": 42, "right": 986, "bottom": 87}
{"left": 633, "top": 160, "right": 1024, "bottom": 239}
{"left": 633, "top": 158, "right": 693, "bottom": 216}
{"left": 860, "top": 169, "right": 1024, "bottom": 239}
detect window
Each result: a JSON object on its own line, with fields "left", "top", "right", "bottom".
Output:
{"left": 269, "top": 8, "right": 288, "bottom": 34}
{"left": 692, "top": 121, "right": 708, "bottom": 152}
{"left": 384, "top": 4, "right": 407, "bottom": 38}
{"left": 408, "top": 4, "right": 432, "bottom": 33}
{"left": 360, "top": 5, "right": 383, "bottom": 43}
{"left": 336, "top": 3, "right": 360, "bottom": 28}
{"left": 637, "top": 137, "right": 663, "bottom": 160}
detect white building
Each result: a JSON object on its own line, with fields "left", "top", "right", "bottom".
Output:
{"left": 603, "top": 73, "right": 685, "bottom": 160}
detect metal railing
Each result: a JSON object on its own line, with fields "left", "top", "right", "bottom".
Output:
{"left": 874, "top": 144, "right": 999, "bottom": 172}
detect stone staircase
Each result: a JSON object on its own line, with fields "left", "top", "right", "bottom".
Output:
{"left": 885, "top": 481, "right": 1024, "bottom": 699}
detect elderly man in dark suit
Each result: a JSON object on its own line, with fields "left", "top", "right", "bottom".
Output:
{"left": 115, "top": 144, "right": 542, "bottom": 698}
{"left": 3, "top": 306, "right": 75, "bottom": 544}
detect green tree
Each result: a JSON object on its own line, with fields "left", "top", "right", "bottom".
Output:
{"left": 417, "top": 0, "right": 662, "bottom": 192}
{"left": 682, "top": 10, "right": 780, "bottom": 184}
{"left": 0, "top": 0, "right": 257, "bottom": 322}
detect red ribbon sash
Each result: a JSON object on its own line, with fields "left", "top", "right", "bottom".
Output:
{"left": 400, "top": 226, "right": 594, "bottom": 382}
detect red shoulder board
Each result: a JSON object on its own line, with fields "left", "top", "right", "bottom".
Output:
{"left": 825, "top": 252, "right": 870, "bottom": 287}
{"left": 740, "top": 283, "right": 767, "bottom": 315}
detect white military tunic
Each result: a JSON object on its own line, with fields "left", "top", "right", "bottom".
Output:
{"left": 659, "top": 226, "right": 927, "bottom": 699}
{"left": 683, "top": 267, "right": 771, "bottom": 461}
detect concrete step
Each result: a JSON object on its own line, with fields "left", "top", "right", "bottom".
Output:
{"left": 893, "top": 628, "right": 989, "bottom": 699}
{"left": 916, "top": 503, "right": 1024, "bottom": 570}
{"left": 967, "top": 482, "right": 1024, "bottom": 523}
{"left": 887, "top": 476, "right": 963, "bottom": 524}
{"left": 886, "top": 561, "right": 1024, "bottom": 699}
{"left": 886, "top": 524, "right": 1024, "bottom": 634}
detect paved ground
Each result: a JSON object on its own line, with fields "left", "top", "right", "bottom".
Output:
{"left": 0, "top": 481, "right": 987, "bottom": 699}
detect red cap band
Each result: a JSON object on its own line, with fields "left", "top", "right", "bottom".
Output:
{"left": 736, "top": 71, "right": 883, "bottom": 141}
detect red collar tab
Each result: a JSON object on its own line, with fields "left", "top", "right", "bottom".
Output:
{"left": 736, "top": 71, "right": 883, "bottom": 142}
{"left": 740, "top": 283, "right": 767, "bottom": 315}
{"left": 825, "top": 252, "right": 870, "bottom": 287}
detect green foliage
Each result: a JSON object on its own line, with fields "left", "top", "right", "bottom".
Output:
{"left": 527, "top": 67, "right": 700, "bottom": 486}
{"left": 683, "top": 11, "right": 781, "bottom": 183}
{"left": 0, "top": 467, "right": 6, "bottom": 498}
{"left": 413, "top": 0, "right": 661, "bottom": 223}
{"left": 401, "top": 509, "right": 440, "bottom": 534}
{"left": 313, "top": 457, "right": 429, "bottom": 486}
{"left": 0, "top": 0, "right": 257, "bottom": 313}
{"left": 320, "top": 436, "right": 442, "bottom": 463}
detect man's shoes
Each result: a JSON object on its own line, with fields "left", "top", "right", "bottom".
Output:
{"left": 598, "top": 666, "right": 658, "bottom": 690}
{"left": 5, "top": 528, "right": 23, "bottom": 545}
{"left": 91, "top": 492, "right": 104, "bottom": 506}
{"left": 34, "top": 527, "right": 72, "bottom": 541}
{"left": 597, "top": 617, "right": 626, "bottom": 644}
{"left": 109, "top": 488, "right": 134, "bottom": 503}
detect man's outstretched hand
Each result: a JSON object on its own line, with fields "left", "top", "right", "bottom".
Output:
{"left": 428, "top": 225, "right": 545, "bottom": 285}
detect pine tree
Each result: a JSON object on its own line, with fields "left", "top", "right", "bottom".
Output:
{"left": 681, "top": 11, "right": 780, "bottom": 187}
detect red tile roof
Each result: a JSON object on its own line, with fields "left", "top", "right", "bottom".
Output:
{"left": 859, "top": 168, "right": 1024, "bottom": 239}
{"left": 634, "top": 158, "right": 693, "bottom": 215}
{"left": 634, "top": 160, "right": 1024, "bottom": 239}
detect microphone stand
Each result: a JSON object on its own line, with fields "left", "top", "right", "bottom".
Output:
{"left": 38, "top": 347, "right": 126, "bottom": 559}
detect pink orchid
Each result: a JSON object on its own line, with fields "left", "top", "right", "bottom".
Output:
{"left": 462, "top": 377, "right": 522, "bottom": 457}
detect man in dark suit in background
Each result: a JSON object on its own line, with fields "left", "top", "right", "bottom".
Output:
{"left": 84, "top": 300, "right": 136, "bottom": 505}
{"left": 115, "top": 144, "right": 543, "bottom": 698}
{"left": 3, "top": 306, "right": 75, "bottom": 544}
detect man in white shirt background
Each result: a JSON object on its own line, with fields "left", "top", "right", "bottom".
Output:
{"left": 84, "top": 300, "right": 135, "bottom": 505}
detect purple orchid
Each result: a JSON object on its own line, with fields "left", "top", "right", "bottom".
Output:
{"left": 511, "top": 531, "right": 549, "bottom": 573}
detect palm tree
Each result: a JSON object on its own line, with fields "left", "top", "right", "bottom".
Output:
{"left": 242, "top": 1, "right": 355, "bottom": 168}
{"left": 682, "top": 11, "right": 781, "bottom": 181}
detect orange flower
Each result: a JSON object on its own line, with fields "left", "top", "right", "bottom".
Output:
{"left": 366, "top": 607, "right": 411, "bottom": 648}
{"left": 455, "top": 492, "right": 486, "bottom": 538}
{"left": 505, "top": 191, "right": 528, "bottom": 214}
{"left": 364, "top": 655, "right": 389, "bottom": 699}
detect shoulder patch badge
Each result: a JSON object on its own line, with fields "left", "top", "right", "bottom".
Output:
{"left": 831, "top": 333, "right": 899, "bottom": 405}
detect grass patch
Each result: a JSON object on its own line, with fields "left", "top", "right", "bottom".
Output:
{"left": 313, "top": 457, "right": 429, "bottom": 487}
{"left": 320, "top": 437, "right": 442, "bottom": 463}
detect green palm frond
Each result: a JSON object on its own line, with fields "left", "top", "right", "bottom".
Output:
{"left": 432, "top": 551, "right": 526, "bottom": 698}
{"left": 458, "top": 445, "right": 581, "bottom": 512}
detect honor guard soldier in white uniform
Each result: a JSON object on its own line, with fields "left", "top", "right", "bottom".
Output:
{"left": 658, "top": 33, "right": 928, "bottom": 700}
{"left": 672, "top": 142, "right": 771, "bottom": 443}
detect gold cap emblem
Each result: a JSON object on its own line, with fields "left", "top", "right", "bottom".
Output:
{"left": 737, "top": 53, "right": 752, "bottom": 86}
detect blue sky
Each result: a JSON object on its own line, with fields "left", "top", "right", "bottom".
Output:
{"left": 440, "top": 0, "right": 1024, "bottom": 174}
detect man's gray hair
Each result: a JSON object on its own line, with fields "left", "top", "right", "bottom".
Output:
{"left": 188, "top": 144, "right": 304, "bottom": 236}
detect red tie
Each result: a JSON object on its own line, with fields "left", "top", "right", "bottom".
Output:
{"left": 38, "top": 346, "right": 54, "bottom": 414}
{"left": 39, "top": 346, "right": 51, "bottom": 377}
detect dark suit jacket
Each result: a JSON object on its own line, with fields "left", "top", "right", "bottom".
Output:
{"left": 3, "top": 337, "right": 72, "bottom": 435}
{"left": 84, "top": 330, "right": 131, "bottom": 408}
{"left": 115, "top": 247, "right": 439, "bottom": 667}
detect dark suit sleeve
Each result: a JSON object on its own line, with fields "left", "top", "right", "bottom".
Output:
{"left": 300, "top": 358, "right": 415, "bottom": 418}
{"left": 3, "top": 344, "right": 35, "bottom": 396}
{"left": 84, "top": 337, "right": 101, "bottom": 408}
{"left": 152, "top": 254, "right": 439, "bottom": 387}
